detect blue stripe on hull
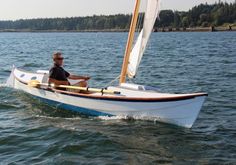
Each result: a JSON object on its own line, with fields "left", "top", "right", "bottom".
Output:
{"left": 33, "top": 95, "right": 113, "bottom": 117}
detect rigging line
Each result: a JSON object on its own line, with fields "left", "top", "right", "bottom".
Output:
{"left": 136, "top": 13, "right": 141, "bottom": 34}
{"left": 138, "top": 12, "right": 144, "bottom": 33}
{"left": 104, "top": 75, "right": 120, "bottom": 88}
{"left": 127, "top": 76, "right": 136, "bottom": 84}
{"left": 133, "top": 5, "right": 143, "bottom": 44}
{"left": 136, "top": 12, "right": 144, "bottom": 39}
{"left": 137, "top": 0, "right": 145, "bottom": 33}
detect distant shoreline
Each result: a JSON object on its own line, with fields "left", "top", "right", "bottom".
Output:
{"left": 1, "top": 2, "right": 235, "bottom": 34}
{"left": 0, "top": 26, "right": 235, "bottom": 33}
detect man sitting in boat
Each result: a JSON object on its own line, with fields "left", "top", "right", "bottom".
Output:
{"left": 49, "top": 52, "right": 90, "bottom": 89}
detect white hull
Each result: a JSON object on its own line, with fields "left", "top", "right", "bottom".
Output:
{"left": 7, "top": 67, "right": 207, "bottom": 128}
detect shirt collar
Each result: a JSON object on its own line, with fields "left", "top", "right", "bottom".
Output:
{"left": 54, "top": 63, "right": 61, "bottom": 67}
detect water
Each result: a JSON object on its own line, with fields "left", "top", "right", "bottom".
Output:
{"left": 0, "top": 32, "right": 236, "bottom": 164}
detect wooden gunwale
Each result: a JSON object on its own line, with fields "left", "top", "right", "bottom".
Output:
{"left": 14, "top": 72, "right": 208, "bottom": 102}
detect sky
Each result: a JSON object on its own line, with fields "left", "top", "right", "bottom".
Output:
{"left": 0, "top": 0, "right": 234, "bottom": 20}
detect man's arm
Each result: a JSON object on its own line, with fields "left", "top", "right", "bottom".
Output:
{"left": 68, "top": 75, "right": 90, "bottom": 81}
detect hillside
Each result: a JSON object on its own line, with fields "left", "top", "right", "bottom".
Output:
{"left": 0, "top": 1, "right": 235, "bottom": 31}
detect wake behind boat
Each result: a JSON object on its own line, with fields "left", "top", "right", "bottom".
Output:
{"left": 6, "top": 0, "right": 207, "bottom": 128}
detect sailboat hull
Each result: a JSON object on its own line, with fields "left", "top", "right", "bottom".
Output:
{"left": 8, "top": 67, "right": 207, "bottom": 128}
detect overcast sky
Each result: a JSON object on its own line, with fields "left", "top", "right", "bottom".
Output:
{"left": 0, "top": 0, "right": 234, "bottom": 20}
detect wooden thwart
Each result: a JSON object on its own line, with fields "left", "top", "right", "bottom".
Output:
{"left": 28, "top": 80, "right": 121, "bottom": 95}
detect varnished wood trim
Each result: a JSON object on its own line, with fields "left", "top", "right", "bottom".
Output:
{"left": 14, "top": 69, "right": 208, "bottom": 102}
{"left": 52, "top": 88, "right": 207, "bottom": 102}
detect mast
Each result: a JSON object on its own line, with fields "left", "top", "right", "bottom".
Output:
{"left": 120, "top": 0, "right": 141, "bottom": 84}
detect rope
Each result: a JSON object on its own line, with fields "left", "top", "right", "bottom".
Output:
{"left": 137, "top": 12, "right": 144, "bottom": 33}
{"left": 128, "top": 77, "right": 135, "bottom": 83}
{"left": 104, "top": 75, "right": 120, "bottom": 88}
{"left": 134, "top": 12, "right": 143, "bottom": 43}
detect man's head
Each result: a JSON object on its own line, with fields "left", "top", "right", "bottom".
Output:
{"left": 53, "top": 52, "right": 64, "bottom": 66}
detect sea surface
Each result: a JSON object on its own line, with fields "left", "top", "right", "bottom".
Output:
{"left": 0, "top": 32, "right": 235, "bottom": 164}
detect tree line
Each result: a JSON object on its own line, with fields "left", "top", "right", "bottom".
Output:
{"left": 156, "top": 1, "right": 236, "bottom": 28}
{"left": 0, "top": 1, "right": 235, "bottom": 31}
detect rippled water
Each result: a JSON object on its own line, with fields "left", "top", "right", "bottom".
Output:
{"left": 0, "top": 32, "right": 236, "bottom": 164}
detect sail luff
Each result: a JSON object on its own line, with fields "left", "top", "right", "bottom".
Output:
{"left": 120, "top": 0, "right": 141, "bottom": 84}
{"left": 128, "top": 0, "right": 161, "bottom": 78}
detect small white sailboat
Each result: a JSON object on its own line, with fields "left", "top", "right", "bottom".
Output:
{"left": 7, "top": 0, "right": 207, "bottom": 128}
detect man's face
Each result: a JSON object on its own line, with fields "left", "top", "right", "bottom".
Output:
{"left": 54, "top": 54, "right": 64, "bottom": 66}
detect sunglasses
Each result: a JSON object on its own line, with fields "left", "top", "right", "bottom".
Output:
{"left": 56, "top": 57, "right": 64, "bottom": 60}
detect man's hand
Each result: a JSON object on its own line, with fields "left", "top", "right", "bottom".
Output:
{"left": 83, "top": 76, "right": 90, "bottom": 81}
